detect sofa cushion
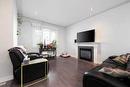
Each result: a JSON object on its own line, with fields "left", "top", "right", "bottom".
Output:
{"left": 108, "top": 56, "right": 118, "bottom": 59}
{"left": 103, "top": 58, "right": 126, "bottom": 70}
{"left": 126, "top": 53, "right": 130, "bottom": 58}
{"left": 113, "top": 56, "right": 126, "bottom": 64}
{"left": 126, "top": 58, "right": 130, "bottom": 72}
{"left": 99, "top": 67, "right": 130, "bottom": 78}
{"left": 112, "top": 54, "right": 128, "bottom": 65}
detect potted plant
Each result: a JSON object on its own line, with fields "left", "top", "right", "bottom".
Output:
{"left": 52, "top": 40, "right": 56, "bottom": 49}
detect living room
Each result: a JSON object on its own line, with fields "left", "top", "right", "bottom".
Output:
{"left": 0, "top": 0, "right": 130, "bottom": 87}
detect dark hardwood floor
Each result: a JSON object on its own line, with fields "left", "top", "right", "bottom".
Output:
{"left": 0, "top": 57, "right": 96, "bottom": 87}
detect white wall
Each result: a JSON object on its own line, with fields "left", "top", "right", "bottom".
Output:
{"left": 0, "top": 0, "right": 17, "bottom": 82}
{"left": 66, "top": 2, "right": 130, "bottom": 61}
{"left": 18, "top": 17, "right": 66, "bottom": 55}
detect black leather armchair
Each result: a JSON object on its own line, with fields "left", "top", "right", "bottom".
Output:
{"left": 9, "top": 47, "right": 43, "bottom": 60}
{"left": 8, "top": 47, "right": 49, "bottom": 83}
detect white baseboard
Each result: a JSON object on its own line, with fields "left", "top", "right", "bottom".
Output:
{"left": 0, "top": 75, "right": 13, "bottom": 83}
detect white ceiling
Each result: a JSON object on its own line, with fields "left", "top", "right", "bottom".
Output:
{"left": 16, "top": 0, "right": 130, "bottom": 27}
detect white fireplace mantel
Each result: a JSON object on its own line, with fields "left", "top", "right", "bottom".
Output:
{"left": 77, "top": 42, "right": 101, "bottom": 64}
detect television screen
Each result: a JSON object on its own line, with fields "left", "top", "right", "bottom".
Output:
{"left": 77, "top": 30, "right": 95, "bottom": 42}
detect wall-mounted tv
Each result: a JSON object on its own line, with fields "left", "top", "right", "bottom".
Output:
{"left": 77, "top": 30, "right": 95, "bottom": 42}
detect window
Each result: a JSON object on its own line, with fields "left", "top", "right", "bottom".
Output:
{"left": 33, "top": 28, "right": 56, "bottom": 47}
{"left": 33, "top": 29, "right": 42, "bottom": 47}
{"left": 42, "top": 29, "right": 56, "bottom": 44}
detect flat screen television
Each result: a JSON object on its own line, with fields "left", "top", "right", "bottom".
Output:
{"left": 77, "top": 30, "right": 95, "bottom": 42}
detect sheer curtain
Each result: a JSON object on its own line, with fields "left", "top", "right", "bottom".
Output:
{"left": 32, "top": 23, "right": 56, "bottom": 47}
{"left": 42, "top": 29, "right": 56, "bottom": 44}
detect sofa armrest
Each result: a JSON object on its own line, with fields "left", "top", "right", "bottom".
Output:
{"left": 27, "top": 52, "right": 43, "bottom": 60}
{"left": 22, "top": 59, "right": 48, "bottom": 66}
{"left": 126, "top": 58, "right": 130, "bottom": 71}
{"left": 27, "top": 52, "right": 40, "bottom": 55}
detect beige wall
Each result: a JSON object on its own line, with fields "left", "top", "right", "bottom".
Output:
{"left": 0, "top": 0, "right": 17, "bottom": 82}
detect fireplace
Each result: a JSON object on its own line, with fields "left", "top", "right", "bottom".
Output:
{"left": 78, "top": 46, "right": 94, "bottom": 62}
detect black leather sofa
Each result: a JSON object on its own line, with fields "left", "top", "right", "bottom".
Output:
{"left": 83, "top": 56, "right": 130, "bottom": 87}
{"left": 8, "top": 47, "right": 49, "bottom": 83}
